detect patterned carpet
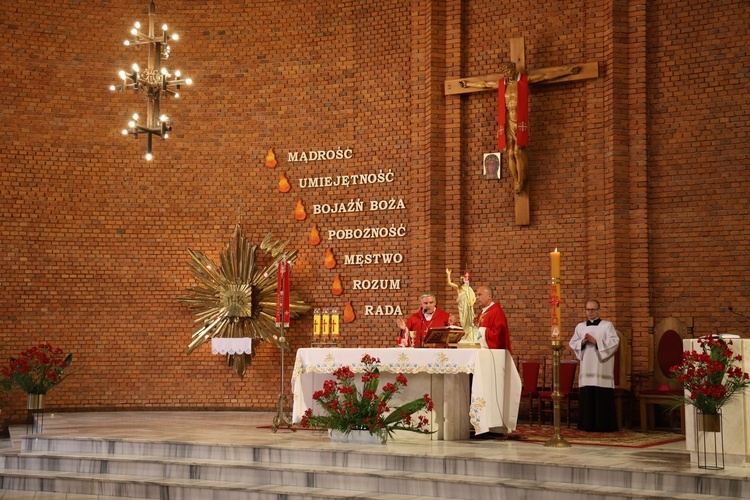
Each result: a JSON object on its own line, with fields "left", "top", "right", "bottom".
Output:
{"left": 482, "top": 425, "right": 685, "bottom": 448}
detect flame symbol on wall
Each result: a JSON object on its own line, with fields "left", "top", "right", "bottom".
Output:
{"left": 265, "top": 147, "right": 277, "bottom": 168}
{"left": 278, "top": 173, "right": 291, "bottom": 193}
{"left": 331, "top": 274, "right": 343, "bottom": 296}
{"left": 294, "top": 200, "right": 307, "bottom": 221}
{"left": 308, "top": 224, "right": 321, "bottom": 246}
{"left": 324, "top": 248, "right": 336, "bottom": 269}
{"left": 343, "top": 300, "right": 355, "bottom": 323}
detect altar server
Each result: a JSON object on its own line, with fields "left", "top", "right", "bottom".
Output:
{"left": 569, "top": 299, "right": 620, "bottom": 432}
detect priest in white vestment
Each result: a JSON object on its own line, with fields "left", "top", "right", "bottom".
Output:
{"left": 570, "top": 300, "right": 620, "bottom": 432}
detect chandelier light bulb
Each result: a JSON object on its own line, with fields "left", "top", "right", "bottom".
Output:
{"left": 160, "top": 67, "right": 168, "bottom": 75}
{"left": 134, "top": 21, "right": 141, "bottom": 29}
{"left": 130, "top": 28, "right": 138, "bottom": 36}
{"left": 131, "top": 63, "right": 139, "bottom": 72}
{"left": 171, "top": 33, "right": 179, "bottom": 41}
{"left": 123, "top": 40, "right": 130, "bottom": 46}
{"left": 128, "top": 121, "right": 136, "bottom": 128}
{"left": 145, "top": 153, "right": 153, "bottom": 161}
{"left": 118, "top": 70, "right": 127, "bottom": 80}
{"left": 185, "top": 78, "right": 193, "bottom": 85}
{"left": 132, "top": 113, "right": 139, "bottom": 120}
{"left": 174, "top": 70, "right": 181, "bottom": 77}
{"left": 163, "top": 133, "right": 169, "bottom": 139}
{"left": 159, "top": 114, "right": 168, "bottom": 122}
{"left": 174, "top": 93, "right": 180, "bottom": 98}
{"left": 162, "top": 24, "right": 168, "bottom": 31}
{"left": 122, "top": 129, "right": 128, "bottom": 135}
{"left": 109, "top": 85, "right": 116, "bottom": 91}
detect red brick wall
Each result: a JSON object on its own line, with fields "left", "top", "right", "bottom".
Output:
{"left": 1, "top": 0, "right": 748, "bottom": 421}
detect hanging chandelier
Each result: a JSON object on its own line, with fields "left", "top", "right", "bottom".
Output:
{"left": 110, "top": 1, "right": 192, "bottom": 161}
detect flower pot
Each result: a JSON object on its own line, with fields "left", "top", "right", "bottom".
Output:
{"left": 329, "top": 429, "right": 387, "bottom": 444}
{"left": 697, "top": 412, "right": 721, "bottom": 433}
{"left": 27, "top": 393, "right": 44, "bottom": 411}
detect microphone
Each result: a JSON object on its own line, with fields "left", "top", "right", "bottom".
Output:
{"left": 728, "top": 306, "right": 750, "bottom": 322}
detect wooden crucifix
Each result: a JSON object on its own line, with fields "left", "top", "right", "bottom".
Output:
{"left": 445, "top": 37, "right": 598, "bottom": 226}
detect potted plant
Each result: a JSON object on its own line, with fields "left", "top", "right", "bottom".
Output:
{"left": 670, "top": 336, "right": 750, "bottom": 430}
{"left": 300, "top": 354, "right": 434, "bottom": 443}
{"left": 1, "top": 343, "right": 76, "bottom": 410}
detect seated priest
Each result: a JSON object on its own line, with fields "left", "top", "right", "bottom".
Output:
{"left": 396, "top": 291, "right": 452, "bottom": 347}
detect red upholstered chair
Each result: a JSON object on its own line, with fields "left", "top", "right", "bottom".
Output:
{"left": 518, "top": 358, "right": 545, "bottom": 425}
{"left": 639, "top": 317, "right": 693, "bottom": 433}
{"left": 538, "top": 360, "right": 578, "bottom": 427}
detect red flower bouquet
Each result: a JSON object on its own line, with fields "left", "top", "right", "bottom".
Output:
{"left": 1, "top": 343, "right": 75, "bottom": 395}
{"left": 670, "top": 336, "right": 750, "bottom": 414}
{"left": 301, "top": 354, "right": 434, "bottom": 441}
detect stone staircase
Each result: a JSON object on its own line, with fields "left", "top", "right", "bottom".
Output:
{"left": 0, "top": 434, "right": 748, "bottom": 499}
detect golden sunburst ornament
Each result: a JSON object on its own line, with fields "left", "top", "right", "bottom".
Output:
{"left": 178, "top": 224, "right": 311, "bottom": 377}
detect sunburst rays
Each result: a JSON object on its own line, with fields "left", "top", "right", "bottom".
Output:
{"left": 178, "top": 224, "right": 310, "bottom": 377}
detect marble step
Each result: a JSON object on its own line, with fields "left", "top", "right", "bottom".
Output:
{"left": 0, "top": 466, "right": 734, "bottom": 500}
{"left": 15, "top": 436, "right": 748, "bottom": 498}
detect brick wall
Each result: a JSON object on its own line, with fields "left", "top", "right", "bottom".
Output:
{"left": 0, "top": 0, "right": 748, "bottom": 421}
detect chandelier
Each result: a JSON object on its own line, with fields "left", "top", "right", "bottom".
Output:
{"left": 110, "top": 1, "right": 192, "bottom": 161}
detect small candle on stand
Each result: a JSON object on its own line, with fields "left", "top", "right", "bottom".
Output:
{"left": 322, "top": 308, "right": 331, "bottom": 339}
{"left": 313, "top": 308, "right": 321, "bottom": 338}
{"left": 331, "top": 308, "right": 340, "bottom": 336}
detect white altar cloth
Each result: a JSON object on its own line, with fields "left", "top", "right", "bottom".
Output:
{"left": 683, "top": 337, "right": 750, "bottom": 466}
{"left": 211, "top": 338, "right": 252, "bottom": 355}
{"left": 291, "top": 348, "right": 521, "bottom": 440}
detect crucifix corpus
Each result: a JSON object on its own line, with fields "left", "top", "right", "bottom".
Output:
{"left": 445, "top": 37, "right": 598, "bottom": 226}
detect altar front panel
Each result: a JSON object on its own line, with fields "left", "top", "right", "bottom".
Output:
{"left": 291, "top": 348, "right": 521, "bottom": 441}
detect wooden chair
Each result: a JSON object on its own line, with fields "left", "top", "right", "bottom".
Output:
{"left": 518, "top": 358, "right": 545, "bottom": 425}
{"left": 638, "top": 317, "right": 693, "bottom": 433}
{"left": 613, "top": 329, "right": 632, "bottom": 430}
{"left": 538, "top": 360, "right": 578, "bottom": 427}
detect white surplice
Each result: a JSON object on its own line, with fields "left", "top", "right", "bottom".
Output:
{"left": 569, "top": 319, "right": 619, "bottom": 388}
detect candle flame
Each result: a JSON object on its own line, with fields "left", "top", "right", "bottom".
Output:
{"left": 278, "top": 172, "right": 291, "bottom": 193}
{"left": 308, "top": 224, "right": 321, "bottom": 245}
{"left": 324, "top": 248, "right": 336, "bottom": 269}
{"left": 294, "top": 199, "right": 307, "bottom": 221}
{"left": 331, "top": 274, "right": 343, "bottom": 295}
{"left": 265, "top": 147, "right": 277, "bottom": 168}
{"left": 343, "top": 300, "right": 356, "bottom": 323}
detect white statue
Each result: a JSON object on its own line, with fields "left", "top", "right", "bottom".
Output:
{"left": 446, "top": 269, "right": 476, "bottom": 342}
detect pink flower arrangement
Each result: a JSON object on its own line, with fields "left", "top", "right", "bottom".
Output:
{"left": 670, "top": 336, "right": 750, "bottom": 415}
{"left": 1, "top": 343, "right": 75, "bottom": 395}
{"left": 301, "top": 354, "right": 434, "bottom": 440}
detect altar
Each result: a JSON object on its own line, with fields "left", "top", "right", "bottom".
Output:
{"left": 683, "top": 337, "right": 750, "bottom": 466}
{"left": 292, "top": 347, "right": 521, "bottom": 441}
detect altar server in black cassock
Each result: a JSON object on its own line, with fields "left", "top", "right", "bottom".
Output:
{"left": 570, "top": 300, "right": 620, "bottom": 432}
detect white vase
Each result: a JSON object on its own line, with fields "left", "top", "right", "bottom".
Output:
{"left": 328, "top": 429, "right": 387, "bottom": 444}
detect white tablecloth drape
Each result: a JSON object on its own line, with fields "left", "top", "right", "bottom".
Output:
{"left": 291, "top": 348, "right": 521, "bottom": 439}
{"left": 211, "top": 338, "right": 252, "bottom": 355}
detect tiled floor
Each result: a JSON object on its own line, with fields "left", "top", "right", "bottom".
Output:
{"left": 0, "top": 410, "right": 747, "bottom": 499}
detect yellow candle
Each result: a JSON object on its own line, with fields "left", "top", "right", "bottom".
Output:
{"left": 550, "top": 248, "right": 560, "bottom": 278}
{"left": 322, "top": 309, "right": 331, "bottom": 338}
{"left": 313, "top": 309, "right": 321, "bottom": 337}
{"left": 331, "top": 309, "right": 340, "bottom": 336}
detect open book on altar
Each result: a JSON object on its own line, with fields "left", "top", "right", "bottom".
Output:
{"left": 424, "top": 325, "right": 466, "bottom": 347}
